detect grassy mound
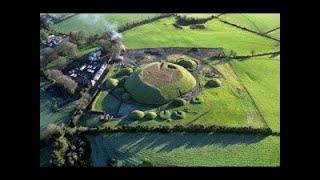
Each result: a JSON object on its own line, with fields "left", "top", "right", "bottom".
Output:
{"left": 124, "top": 62, "right": 196, "bottom": 104}
{"left": 129, "top": 110, "right": 145, "bottom": 120}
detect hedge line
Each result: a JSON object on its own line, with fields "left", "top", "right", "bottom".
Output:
{"left": 118, "top": 14, "right": 174, "bottom": 32}
{"left": 83, "top": 124, "right": 274, "bottom": 135}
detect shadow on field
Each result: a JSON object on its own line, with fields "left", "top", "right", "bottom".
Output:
{"left": 90, "top": 133, "right": 268, "bottom": 156}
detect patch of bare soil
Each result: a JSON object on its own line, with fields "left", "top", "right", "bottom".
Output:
{"left": 141, "top": 63, "right": 182, "bottom": 88}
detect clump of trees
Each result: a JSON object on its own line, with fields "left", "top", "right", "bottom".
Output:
{"left": 76, "top": 91, "right": 91, "bottom": 110}
{"left": 45, "top": 124, "right": 91, "bottom": 167}
{"left": 175, "top": 15, "right": 214, "bottom": 26}
{"left": 46, "top": 69, "right": 78, "bottom": 95}
{"left": 56, "top": 41, "right": 78, "bottom": 58}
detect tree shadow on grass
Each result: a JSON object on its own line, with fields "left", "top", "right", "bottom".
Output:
{"left": 91, "top": 132, "right": 269, "bottom": 158}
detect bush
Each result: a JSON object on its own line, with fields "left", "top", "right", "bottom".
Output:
{"left": 177, "top": 58, "right": 197, "bottom": 70}
{"left": 190, "top": 24, "right": 206, "bottom": 29}
{"left": 172, "top": 110, "right": 186, "bottom": 119}
{"left": 104, "top": 78, "right": 119, "bottom": 90}
{"left": 129, "top": 110, "right": 145, "bottom": 120}
{"left": 116, "top": 67, "right": 133, "bottom": 77}
{"left": 121, "top": 92, "right": 131, "bottom": 101}
{"left": 145, "top": 112, "right": 157, "bottom": 120}
{"left": 206, "top": 78, "right": 221, "bottom": 88}
{"left": 172, "top": 98, "right": 187, "bottom": 107}
{"left": 113, "top": 87, "right": 125, "bottom": 97}
{"left": 191, "top": 97, "right": 203, "bottom": 104}
{"left": 159, "top": 110, "right": 172, "bottom": 120}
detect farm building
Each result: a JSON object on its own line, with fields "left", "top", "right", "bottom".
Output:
{"left": 67, "top": 50, "right": 107, "bottom": 87}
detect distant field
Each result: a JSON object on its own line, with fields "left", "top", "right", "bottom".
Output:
{"left": 88, "top": 133, "right": 280, "bottom": 167}
{"left": 123, "top": 16, "right": 279, "bottom": 56}
{"left": 52, "top": 14, "right": 161, "bottom": 35}
{"left": 230, "top": 56, "right": 280, "bottom": 132}
{"left": 219, "top": 14, "right": 280, "bottom": 34}
{"left": 40, "top": 80, "right": 77, "bottom": 139}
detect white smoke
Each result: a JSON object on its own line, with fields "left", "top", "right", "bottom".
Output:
{"left": 78, "top": 14, "right": 122, "bottom": 40}
{"left": 110, "top": 30, "right": 122, "bottom": 41}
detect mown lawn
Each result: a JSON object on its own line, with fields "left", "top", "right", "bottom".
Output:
{"left": 123, "top": 16, "right": 279, "bottom": 56}
{"left": 53, "top": 14, "right": 161, "bottom": 35}
{"left": 230, "top": 56, "right": 280, "bottom": 132}
{"left": 219, "top": 13, "right": 280, "bottom": 34}
{"left": 88, "top": 133, "right": 280, "bottom": 167}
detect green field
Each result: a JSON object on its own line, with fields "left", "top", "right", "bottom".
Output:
{"left": 40, "top": 80, "right": 77, "bottom": 139}
{"left": 53, "top": 14, "right": 160, "bottom": 35}
{"left": 219, "top": 13, "right": 280, "bottom": 34}
{"left": 91, "top": 90, "right": 122, "bottom": 114}
{"left": 42, "top": 13, "right": 280, "bottom": 167}
{"left": 88, "top": 133, "right": 280, "bottom": 167}
{"left": 267, "top": 29, "right": 280, "bottom": 40}
{"left": 86, "top": 61, "right": 267, "bottom": 130}
{"left": 123, "top": 16, "right": 279, "bottom": 56}
{"left": 230, "top": 56, "right": 280, "bottom": 132}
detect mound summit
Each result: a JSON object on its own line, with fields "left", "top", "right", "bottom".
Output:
{"left": 124, "top": 62, "right": 196, "bottom": 104}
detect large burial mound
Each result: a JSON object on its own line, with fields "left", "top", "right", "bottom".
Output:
{"left": 124, "top": 62, "right": 197, "bottom": 104}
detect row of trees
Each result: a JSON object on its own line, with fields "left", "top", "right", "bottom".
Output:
{"left": 175, "top": 15, "right": 215, "bottom": 26}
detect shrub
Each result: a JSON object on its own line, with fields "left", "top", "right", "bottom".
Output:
{"left": 104, "top": 78, "right": 119, "bottom": 90}
{"left": 172, "top": 98, "right": 187, "bottom": 107}
{"left": 190, "top": 24, "right": 206, "bottom": 29}
{"left": 191, "top": 97, "right": 203, "bottom": 104}
{"left": 172, "top": 110, "right": 186, "bottom": 119}
{"left": 159, "top": 110, "right": 172, "bottom": 120}
{"left": 129, "top": 110, "right": 145, "bottom": 120}
{"left": 113, "top": 87, "right": 125, "bottom": 97}
{"left": 116, "top": 67, "right": 133, "bottom": 77}
{"left": 206, "top": 78, "right": 221, "bottom": 88}
{"left": 145, "top": 112, "right": 157, "bottom": 120}
{"left": 121, "top": 92, "right": 131, "bottom": 101}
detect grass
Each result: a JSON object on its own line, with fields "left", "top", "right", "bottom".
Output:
{"left": 267, "top": 28, "right": 280, "bottom": 40}
{"left": 88, "top": 133, "right": 280, "bottom": 167}
{"left": 91, "top": 90, "right": 122, "bottom": 114}
{"left": 124, "top": 62, "right": 196, "bottom": 104}
{"left": 84, "top": 61, "right": 268, "bottom": 130}
{"left": 219, "top": 13, "right": 280, "bottom": 34}
{"left": 53, "top": 14, "right": 161, "bottom": 35}
{"left": 230, "top": 56, "right": 280, "bottom": 132}
{"left": 123, "top": 16, "right": 279, "bottom": 56}
{"left": 40, "top": 80, "right": 77, "bottom": 139}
